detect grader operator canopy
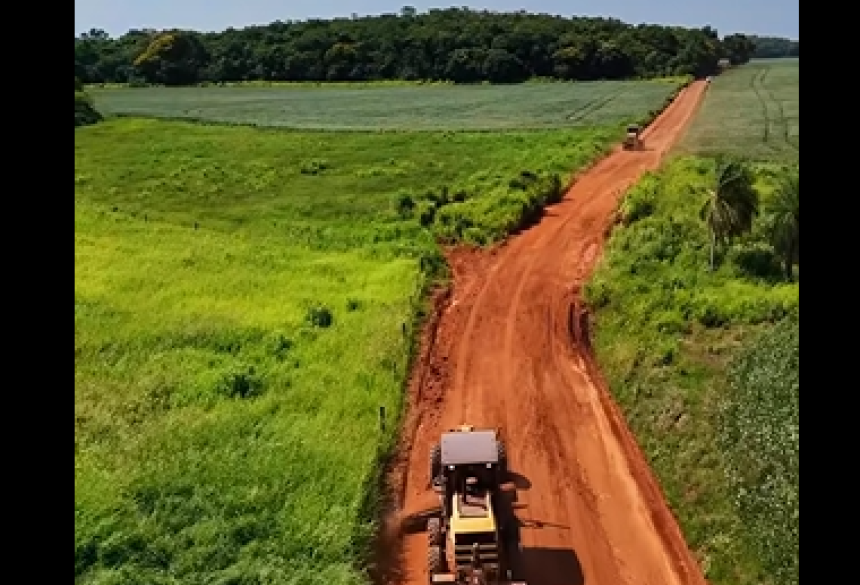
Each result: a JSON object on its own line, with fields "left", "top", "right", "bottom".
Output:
{"left": 441, "top": 430, "right": 500, "bottom": 467}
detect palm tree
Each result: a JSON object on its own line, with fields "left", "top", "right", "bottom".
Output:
{"left": 699, "top": 157, "right": 760, "bottom": 270}
{"left": 766, "top": 169, "right": 799, "bottom": 280}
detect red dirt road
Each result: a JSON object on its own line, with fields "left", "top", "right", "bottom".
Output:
{"left": 383, "top": 81, "right": 709, "bottom": 585}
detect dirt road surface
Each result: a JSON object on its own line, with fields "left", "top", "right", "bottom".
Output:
{"left": 381, "top": 81, "right": 709, "bottom": 585}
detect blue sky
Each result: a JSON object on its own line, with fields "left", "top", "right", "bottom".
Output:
{"left": 74, "top": 0, "right": 800, "bottom": 39}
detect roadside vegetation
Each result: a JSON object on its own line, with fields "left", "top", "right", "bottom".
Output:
{"left": 585, "top": 154, "right": 799, "bottom": 585}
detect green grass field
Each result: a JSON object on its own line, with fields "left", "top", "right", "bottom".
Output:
{"left": 75, "top": 204, "right": 419, "bottom": 584}
{"left": 586, "top": 157, "right": 799, "bottom": 585}
{"left": 676, "top": 59, "right": 799, "bottom": 162}
{"left": 89, "top": 78, "right": 684, "bottom": 131}
{"left": 74, "top": 94, "right": 680, "bottom": 583}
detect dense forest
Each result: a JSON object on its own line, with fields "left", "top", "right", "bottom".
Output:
{"left": 74, "top": 7, "right": 773, "bottom": 86}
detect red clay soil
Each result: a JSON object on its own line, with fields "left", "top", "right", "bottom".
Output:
{"left": 380, "top": 81, "right": 709, "bottom": 585}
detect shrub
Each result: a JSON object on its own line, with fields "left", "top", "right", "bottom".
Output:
{"left": 216, "top": 364, "right": 264, "bottom": 399}
{"left": 395, "top": 193, "right": 416, "bottom": 217}
{"left": 728, "top": 241, "right": 782, "bottom": 281}
{"left": 299, "top": 159, "right": 330, "bottom": 175}
{"left": 75, "top": 91, "right": 103, "bottom": 127}
{"left": 305, "top": 305, "right": 334, "bottom": 328}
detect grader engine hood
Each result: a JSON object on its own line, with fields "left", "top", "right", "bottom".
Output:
{"left": 430, "top": 576, "right": 527, "bottom": 584}
{"left": 450, "top": 514, "right": 496, "bottom": 536}
{"left": 430, "top": 570, "right": 528, "bottom": 585}
{"left": 450, "top": 491, "right": 496, "bottom": 535}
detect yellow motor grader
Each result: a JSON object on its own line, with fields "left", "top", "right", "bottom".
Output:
{"left": 622, "top": 124, "right": 642, "bottom": 150}
{"left": 426, "top": 425, "right": 526, "bottom": 585}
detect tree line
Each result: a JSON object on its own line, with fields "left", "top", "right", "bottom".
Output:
{"left": 748, "top": 35, "right": 799, "bottom": 59}
{"left": 75, "top": 7, "right": 766, "bottom": 86}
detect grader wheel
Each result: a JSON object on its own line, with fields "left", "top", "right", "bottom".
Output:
{"left": 427, "top": 545, "right": 443, "bottom": 573}
{"left": 430, "top": 443, "right": 442, "bottom": 482}
{"left": 427, "top": 517, "right": 442, "bottom": 546}
{"left": 496, "top": 440, "right": 508, "bottom": 479}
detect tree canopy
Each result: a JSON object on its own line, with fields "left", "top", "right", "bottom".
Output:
{"left": 748, "top": 35, "right": 799, "bottom": 59}
{"left": 74, "top": 8, "right": 774, "bottom": 86}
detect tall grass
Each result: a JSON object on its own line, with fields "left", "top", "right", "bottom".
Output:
{"left": 75, "top": 202, "right": 425, "bottom": 585}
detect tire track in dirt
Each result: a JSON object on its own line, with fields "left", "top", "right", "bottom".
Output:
{"left": 382, "top": 81, "right": 709, "bottom": 585}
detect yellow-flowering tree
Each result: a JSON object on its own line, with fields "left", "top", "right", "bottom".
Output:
{"left": 133, "top": 31, "right": 208, "bottom": 86}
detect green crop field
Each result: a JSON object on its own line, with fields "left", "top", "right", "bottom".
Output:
{"left": 676, "top": 58, "right": 799, "bottom": 162}
{"left": 74, "top": 90, "right": 680, "bottom": 583}
{"left": 89, "top": 78, "right": 684, "bottom": 131}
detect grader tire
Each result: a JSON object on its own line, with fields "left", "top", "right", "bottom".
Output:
{"left": 427, "top": 517, "right": 442, "bottom": 546}
{"left": 427, "top": 545, "right": 443, "bottom": 574}
{"left": 430, "top": 443, "right": 442, "bottom": 483}
{"left": 496, "top": 440, "right": 508, "bottom": 479}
